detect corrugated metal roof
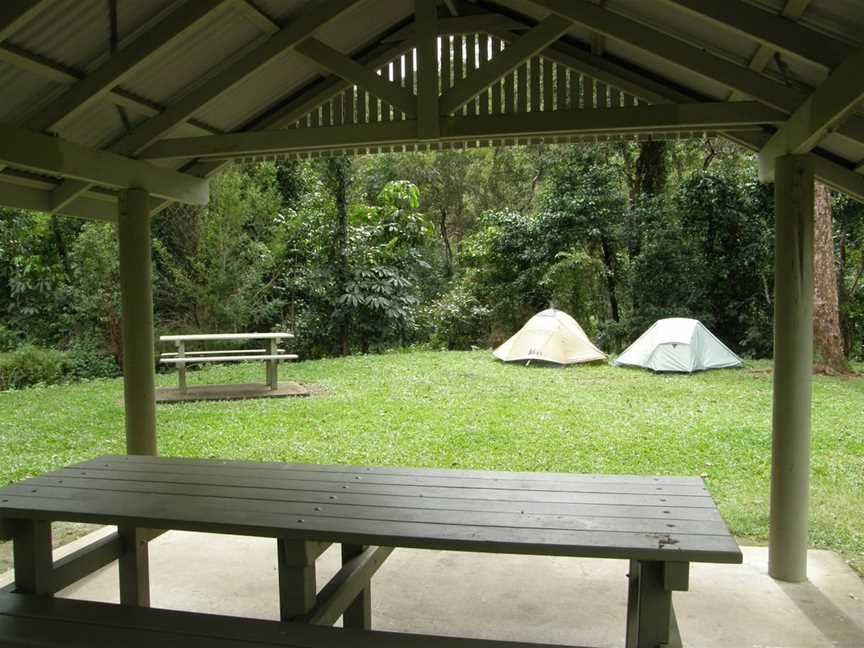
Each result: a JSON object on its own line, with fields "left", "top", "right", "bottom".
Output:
{"left": 0, "top": 0, "right": 862, "bottom": 205}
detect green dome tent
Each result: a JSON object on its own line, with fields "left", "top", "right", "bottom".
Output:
{"left": 612, "top": 318, "right": 742, "bottom": 373}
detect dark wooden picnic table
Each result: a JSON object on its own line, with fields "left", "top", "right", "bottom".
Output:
{"left": 0, "top": 455, "right": 742, "bottom": 648}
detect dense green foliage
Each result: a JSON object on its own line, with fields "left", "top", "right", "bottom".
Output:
{"left": 0, "top": 351, "right": 861, "bottom": 573}
{"left": 2, "top": 139, "right": 864, "bottom": 386}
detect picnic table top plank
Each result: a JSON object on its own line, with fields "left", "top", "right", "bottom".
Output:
{"left": 0, "top": 484, "right": 731, "bottom": 536}
{"left": 80, "top": 454, "right": 705, "bottom": 485}
{"left": 0, "top": 456, "right": 742, "bottom": 564}
{"left": 70, "top": 460, "right": 711, "bottom": 496}
{"left": 0, "top": 492, "right": 740, "bottom": 563}
{"left": 44, "top": 467, "right": 719, "bottom": 507}
{"left": 160, "top": 333, "right": 294, "bottom": 342}
{"left": 18, "top": 476, "right": 725, "bottom": 521}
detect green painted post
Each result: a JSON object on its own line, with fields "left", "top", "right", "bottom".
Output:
{"left": 117, "top": 188, "right": 157, "bottom": 456}
{"left": 769, "top": 155, "right": 814, "bottom": 582}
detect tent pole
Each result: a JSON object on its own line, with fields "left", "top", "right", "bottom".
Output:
{"left": 117, "top": 188, "right": 158, "bottom": 456}
{"left": 768, "top": 155, "right": 814, "bottom": 582}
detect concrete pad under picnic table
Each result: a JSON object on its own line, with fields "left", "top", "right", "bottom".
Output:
{"left": 152, "top": 381, "right": 310, "bottom": 403}
{"left": 3, "top": 529, "right": 863, "bottom": 647}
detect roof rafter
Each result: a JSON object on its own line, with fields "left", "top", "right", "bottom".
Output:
{"left": 760, "top": 46, "right": 864, "bottom": 180}
{"left": 114, "top": 0, "right": 366, "bottom": 159}
{"left": 0, "top": 0, "right": 52, "bottom": 43}
{"left": 482, "top": 5, "right": 864, "bottom": 202}
{"left": 382, "top": 14, "right": 527, "bottom": 42}
{"left": 728, "top": 0, "right": 811, "bottom": 101}
{"left": 0, "top": 123, "right": 209, "bottom": 204}
{"left": 439, "top": 14, "right": 572, "bottom": 115}
{"left": 41, "top": 0, "right": 367, "bottom": 217}
{"left": 0, "top": 44, "right": 220, "bottom": 134}
{"left": 231, "top": 0, "right": 279, "bottom": 34}
{"left": 295, "top": 38, "right": 417, "bottom": 117}
{"left": 25, "top": 0, "right": 229, "bottom": 134}
{"left": 656, "top": 0, "right": 849, "bottom": 70}
{"left": 529, "top": 0, "right": 864, "bottom": 149}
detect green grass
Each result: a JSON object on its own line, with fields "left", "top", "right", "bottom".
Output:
{"left": 0, "top": 350, "right": 862, "bottom": 573}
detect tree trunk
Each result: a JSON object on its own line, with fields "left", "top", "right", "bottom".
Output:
{"left": 812, "top": 182, "right": 850, "bottom": 373}
{"left": 439, "top": 208, "right": 453, "bottom": 278}
{"left": 50, "top": 215, "right": 72, "bottom": 281}
{"left": 599, "top": 237, "right": 620, "bottom": 323}
{"left": 634, "top": 141, "right": 668, "bottom": 197}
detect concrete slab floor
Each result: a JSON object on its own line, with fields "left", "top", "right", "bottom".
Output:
{"left": 2, "top": 529, "right": 862, "bottom": 647}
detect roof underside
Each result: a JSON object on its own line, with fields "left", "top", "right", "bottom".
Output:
{"left": 0, "top": 0, "right": 863, "bottom": 219}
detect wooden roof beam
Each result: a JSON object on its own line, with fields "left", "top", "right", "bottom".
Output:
{"left": 295, "top": 37, "right": 417, "bottom": 118}
{"left": 760, "top": 46, "right": 864, "bottom": 180}
{"left": 381, "top": 14, "right": 527, "bottom": 41}
{"left": 116, "top": 0, "right": 367, "bottom": 158}
{"left": 729, "top": 0, "right": 811, "bottom": 101}
{"left": 0, "top": 0, "right": 52, "bottom": 43}
{"left": 0, "top": 180, "right": 119, "bottom": 223}
{"left": 25, "top": 0, "right": 230, "bottom": 134}
{"left": 48, "top": 0, "right": 366, "bottom": 216}
{"left": 656, "top": 0, "right": 848, "bottom": 70}
{"left": 0, "top": 123, "right": 209, "bottom": 204}
{"left": 139, "top": 101, "right": 786, "bottom": 161}
{"left": 529, "top": 0, "right": 864, "bottom": 149}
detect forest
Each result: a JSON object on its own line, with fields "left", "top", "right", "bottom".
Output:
{"left": 1, "top": 137, "right": 863, "bottom": 388}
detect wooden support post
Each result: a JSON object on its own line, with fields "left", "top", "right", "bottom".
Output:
{"left": 176, "top": 340, "right": 187, "bottom": 393}
{"left": 769, "top": 154, "right": 815, "bottom": 583}
{"left": 12, "top": 520, "right": 53, "bottom": 595}
{"left": 118, "top": 526, "right": 150, "bottom": 607}
{"left": 277, "top": 539, "right": 318, "bottom": 621}
{"left": 117, "top": 188, "right": 157, "bottom": 456}
{"left": 267, "top": 338, "right": 279, "bottom": 390}
{"left": 625, "top": 560, "right": 682, "bottom": 648}
{"left": 341, "top": 543, "right": 371, "bottom": 629}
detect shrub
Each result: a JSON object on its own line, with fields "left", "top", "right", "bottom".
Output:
{"left": 0, "top": 345, "right": 65, "bottom": 390}
{"left": 0, "top": 325, "right": 20, "bottom": 352}
{"left": 64, "top": 336, "right": 120, "bottom": 380}
{"left": 418, "top": 284, "right": 491, "bottom": 350}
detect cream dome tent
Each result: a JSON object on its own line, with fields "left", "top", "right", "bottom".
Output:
{"left": 493, "top": 309, "right": 607, "bottom": 365}
{"left": 612, "top": 318, "right": 743, "bottom": 373}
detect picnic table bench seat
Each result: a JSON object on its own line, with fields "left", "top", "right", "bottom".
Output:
{"left": 0, "top": 592, "right": 580, "bottom": 648}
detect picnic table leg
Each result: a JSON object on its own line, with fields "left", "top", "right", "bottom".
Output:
{"left": 625, "top": 560, "right": 686, "bottom": 648}
{"left": 176, "top": 341, "right": 187, "bottom": 394}
{"left": 341, "top": 543, "right": 372, "bottom": 629}
{"left": 12, "top": 519, "right": 53, "bottom": 595}
{"left": 266, "top": 339, "right": 279, "bottom": 390}
{"left": 277, "top": 539, "right": 317, "bottom": 621}
{"left": 118, "top": 526, "right": 150, "bottom": 607}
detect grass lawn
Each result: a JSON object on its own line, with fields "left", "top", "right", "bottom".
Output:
{"left": 0, "top": 350, "right": 862, "bottom": 574}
